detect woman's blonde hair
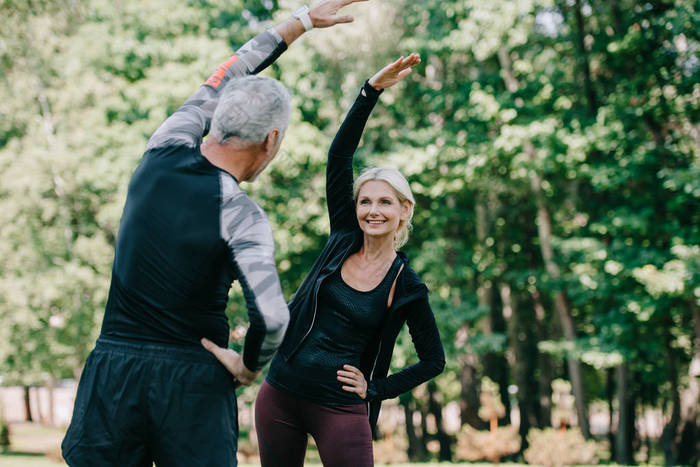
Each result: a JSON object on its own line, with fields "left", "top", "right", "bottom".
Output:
{"left": 353, "top": 167, "right": 415, "bottom": 249}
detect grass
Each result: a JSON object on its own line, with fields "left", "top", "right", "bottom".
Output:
{"left": 1, "top": 422, "right": 662, "bottom": 466}
{"left": 3, "top": 422, "right": 471, "bottom": 466}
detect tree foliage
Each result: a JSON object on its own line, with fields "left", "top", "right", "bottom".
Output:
{"left": 0, "top": 0, "right": 698, "bottom": 461}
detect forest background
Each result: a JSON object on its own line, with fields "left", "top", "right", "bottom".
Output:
{"left": 0, "top": 0, "right": 698, "bottom": 465}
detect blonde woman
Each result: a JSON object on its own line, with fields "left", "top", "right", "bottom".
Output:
{"left": 205, "top": 54, "right": 445, "bottom": 466}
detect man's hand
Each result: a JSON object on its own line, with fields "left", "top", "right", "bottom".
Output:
{"left": 201, "top": 338, "right": 259, "bottom": 387}
{"left": 276, "top": 0, "right": 368, "bottom": 45}
{"left": 309, "top": 0, "right": 369, "bottom": 28}
{"left": 368, "top": 53, "right": 421, "bottom": 90}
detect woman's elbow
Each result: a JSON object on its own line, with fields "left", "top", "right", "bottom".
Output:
{"left": 426, "top": 356, "right": 445, "bottom": 378}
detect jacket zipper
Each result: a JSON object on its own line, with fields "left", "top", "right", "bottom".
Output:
{"left": 366, "top": 335, "right": 382, "bottom": 414}
{"left": 288, "top": 241, "right": 356, "bottom": 358}
{"left": 366, "top": 268, "right": 405, "bottom": 415}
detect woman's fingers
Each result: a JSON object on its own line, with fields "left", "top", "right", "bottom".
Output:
{"left": 397, "top": 68, "right": 412, "bottom": 80}
{"left": 337, "top": 365, "right": 367, "bottom": 399}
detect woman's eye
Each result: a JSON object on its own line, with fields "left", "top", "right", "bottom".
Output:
{"left": 359, "top": 200, "right": 369, "bottom": 205}
{"left": 381, "top": 200, "right": 391, "bottom": 205}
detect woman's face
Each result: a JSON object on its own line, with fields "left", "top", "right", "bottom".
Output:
{"left": 355, "top": 180, "right": 410, "bottom": 241}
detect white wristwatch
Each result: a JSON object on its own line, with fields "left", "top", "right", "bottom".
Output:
{"left": 293, "top": 5, "right": 313, "bottom": 31}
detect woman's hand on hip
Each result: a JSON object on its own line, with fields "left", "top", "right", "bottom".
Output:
{"left": 337, "top": 364, "right": 368, "bottom": 399}
{"left": 201, "top": 338, "right": 259, "bottom": 387}
{"left": 368, "top": 53, "right": 421, "bottom": 90}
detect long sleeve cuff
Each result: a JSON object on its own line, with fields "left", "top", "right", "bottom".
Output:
{"left": 361, "top": 80, "right": 383, "bottom": 99}
{"left": 366, "top": 380, "right": 380, "bottom": 402}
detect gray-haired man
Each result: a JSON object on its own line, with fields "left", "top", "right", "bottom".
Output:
{"left": 61, "top": 1, "right": 367, "bottom": 465}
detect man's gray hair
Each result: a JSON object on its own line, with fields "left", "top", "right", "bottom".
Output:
{"left": 210, "top": 75, "right": 291, "bottom": 145}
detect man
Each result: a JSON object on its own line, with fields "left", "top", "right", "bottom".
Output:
{"left": 61, "top": 1, "right": 367, "bottom": 465}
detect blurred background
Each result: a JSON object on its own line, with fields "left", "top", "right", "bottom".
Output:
{"left": 0, "top": 0, "right": 698, "bottom": 465}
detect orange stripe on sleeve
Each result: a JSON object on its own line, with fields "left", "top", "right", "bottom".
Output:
{"left": 205, "top": 55, "right": 240, "bottom": 89}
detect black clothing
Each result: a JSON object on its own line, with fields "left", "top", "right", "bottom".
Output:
{"left": 269, "top": 81, "right": 445, "bottom": 435}
{"left": 99, "top": 30, "right": 290, "bottom": 372}
{"left": 64, "top": 29, "right": 292, "bottom": 466}
{"left": 61, "top": 338, "right": 238, "bottom": 466}
{"left": 267, "top": 256, "right": 402, "bottom": 405}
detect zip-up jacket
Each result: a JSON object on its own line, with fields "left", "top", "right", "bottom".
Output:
{"left": 275, "top": 81, "right": 445, "bottom": 435}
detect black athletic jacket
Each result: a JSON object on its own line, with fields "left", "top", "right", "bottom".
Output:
{"left": 275, "top": 81, "right": 445, "bottom": 435}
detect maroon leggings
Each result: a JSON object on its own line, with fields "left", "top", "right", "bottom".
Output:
{"left": 255, "top": 380, "right": 374, "bottom": 466}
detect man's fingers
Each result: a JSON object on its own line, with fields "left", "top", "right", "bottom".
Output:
{"left": 332, "top": 14, "right": 354, "bottom": 24}
{"left": 201, "top": 337, "right": 218, "bottom": 353}
{"left": 341, "top": 0, "right": 369, "bottom": 6}
{"left": 397, "top": 68, "right": 412, "bottom": 80}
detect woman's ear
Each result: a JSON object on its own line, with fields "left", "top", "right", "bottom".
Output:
{"left": 401, "top": 200, "right": 413, "bottom": 221}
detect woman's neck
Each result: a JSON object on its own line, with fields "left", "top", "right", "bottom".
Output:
{"left": 359, "top": 234, "right": 396, "bottom": 264}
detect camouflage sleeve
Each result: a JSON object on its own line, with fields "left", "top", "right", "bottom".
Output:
{"left": 219, "top": 173, "right": 289, "bottom": 372}
{"left": 145, "top": 29, "right": 287, "bottom": 152}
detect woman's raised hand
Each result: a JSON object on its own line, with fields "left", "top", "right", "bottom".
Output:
{"left": 368, "top": 53, "right": 421, "bottom": 90}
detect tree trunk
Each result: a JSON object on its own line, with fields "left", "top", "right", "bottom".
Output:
{"left": 661, "top": 328, "right": 681, "bottom": 465}
{"left": 572, "top": 0, "right": 598, "bottom": 114}
{"left": 427, "top": 381, "right": 452, "bottom": 461}
{"left": 48, "top": 378, "right": 55, "bottom": 427}
{"left": 401, "top": 396, "right": 427, "bottom": 462}
{"left": 496, "top": 45, "right": 589, "bottom": 437}
{"left": 483, "top": 300, "right": 511, "bottom": 425}
{"left": 534, "top": 188, "right": 590, "bottom": 438}
{"left": 418, "top": 401, "right": 430, "bottom": 462}
{"left": 531, "top": 287, "right": 553, "bottom": 427}
{"left": 459, "top": 345, "right": 485, "bottom": 429}
{"left": 615, "top": 363, "right": 634, "bottom": 464}
{"left": 677, "top": 301, "right": 700, "bottom": 465}
{"left": 502, "top": 283, "right": 537, "bottom": 451}
{"left": 475, "top": 197, "right": 510, "bottom": 424}
{"left": 23, "top": 385, "right": 33, "bottom": 422}
{"left": 609, "top": 0, "right": 624, "bottom": 35}
{"left": 607, "top": 368, "right": 616, "bottom": 460}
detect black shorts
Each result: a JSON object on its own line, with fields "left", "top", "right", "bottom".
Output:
{"left": 62, "top": 337, "right": 238, "bottom": 466}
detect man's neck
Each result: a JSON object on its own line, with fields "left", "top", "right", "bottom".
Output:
{"left": 200, "top": 138, "right": 257, "bottom": 182}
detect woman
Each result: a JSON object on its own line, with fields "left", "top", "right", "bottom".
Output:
{"left": 205, "top": 54, "right": 445, "bottom": 466}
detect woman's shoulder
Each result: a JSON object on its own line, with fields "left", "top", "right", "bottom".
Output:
{"left": 396, "top": 251, "right": 428, "bottom": 296}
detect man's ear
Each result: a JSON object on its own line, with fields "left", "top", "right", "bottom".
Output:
{"left": 263, "top": 129, "right": 280, "bottom": 154}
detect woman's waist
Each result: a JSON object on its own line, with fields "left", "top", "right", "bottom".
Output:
{"left": 271, "top": 352, "right": 360, "bottom": 379}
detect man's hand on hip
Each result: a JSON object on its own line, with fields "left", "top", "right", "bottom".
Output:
{"left": 201, "top": 338, "right": 259, "bottom": 387}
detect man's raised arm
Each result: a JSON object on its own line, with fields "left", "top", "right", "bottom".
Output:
{"left": 146, "top": 0, "right": 368, "bottom": 152}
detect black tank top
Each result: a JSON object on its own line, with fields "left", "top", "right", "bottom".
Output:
{"left": 267, "top": 255, "right": 403, "bottom": 405}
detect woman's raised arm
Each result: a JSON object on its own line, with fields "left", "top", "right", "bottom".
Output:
{"left": 326, "top": 54, "right": 421, "bottom": 232}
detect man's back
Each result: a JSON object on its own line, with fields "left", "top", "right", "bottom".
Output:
{"left": 101, "top": 143, "right": 237, "bottom": 347}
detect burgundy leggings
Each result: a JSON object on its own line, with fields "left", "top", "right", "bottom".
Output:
{"left": 255, "top": 381, "right": 374, "bottom": 466}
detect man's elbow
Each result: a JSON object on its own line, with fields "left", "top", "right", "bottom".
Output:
{"left": 263, "top": 307, "right": 290, "bottom": 342}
